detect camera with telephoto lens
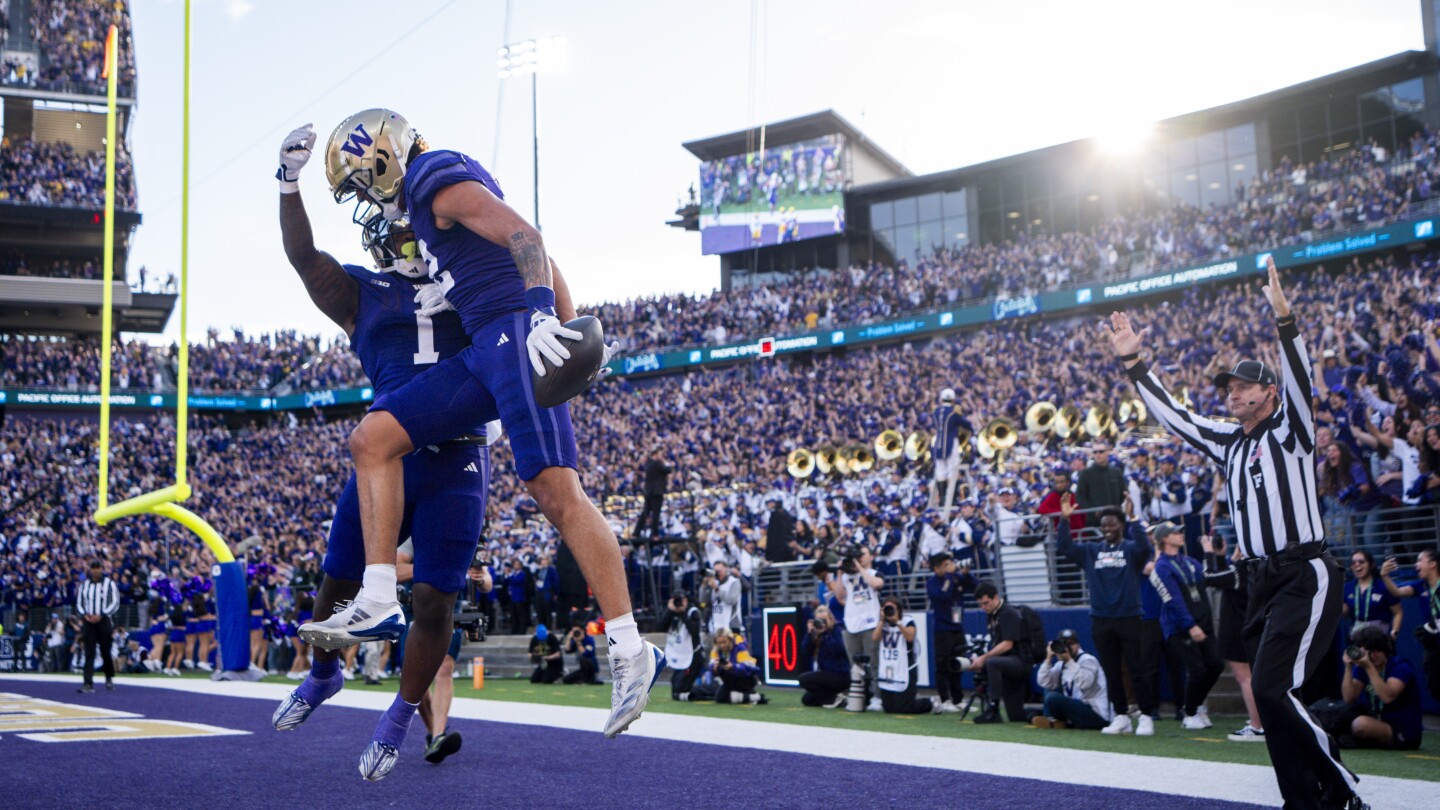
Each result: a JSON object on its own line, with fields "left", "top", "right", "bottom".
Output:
{"left": 882, "top": 603, "right": 899, "bottom": 620}
{"left": 951, "top": 639, "right": 989, "bottom": 676}
{"left": 836, "top": 543, "right": 862, "bottom": 574}
{"left": 1050, "top": 638, "right": 1069, "bottom": 655}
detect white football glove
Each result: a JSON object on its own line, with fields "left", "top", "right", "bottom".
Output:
{"left": 591, "top": 340, "right": 620, "bottom": 385}
{"left": 276, "top": 124, "right": 316, "bottom": 193}
{"left": 526, "top": 310, "right": 582, "bottom": 377}
{"left": 414, "top": 284, "right": 452, "bottom": 317}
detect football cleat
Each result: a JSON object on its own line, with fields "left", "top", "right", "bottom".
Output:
{"left": 358, "top": 742, "right": 400, "bottom": 782}
{"left": 272, "top": 671, "right": 344, "bottom": 730}
{"left": 603, "top": 640, "right": 665, "bottom": 739}
{"left": 298, "top": 598, "right": 405, "bottom": 651}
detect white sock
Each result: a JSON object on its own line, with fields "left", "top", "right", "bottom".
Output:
{"left": 605, "top": 613, "right": 643, "bottom": 658}
{"left": 361, "top": 564, "right": 398, "bottom": 604}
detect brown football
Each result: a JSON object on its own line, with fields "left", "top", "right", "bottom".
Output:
{"left": 531, "top": 315, "right": 605, "bottom": 409}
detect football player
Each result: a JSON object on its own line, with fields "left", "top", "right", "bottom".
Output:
{"left": 271, "top": 124, "right": 519, "bottom": 780}
{"left": 305, "top": 109, "right": 661, "bottom": 740}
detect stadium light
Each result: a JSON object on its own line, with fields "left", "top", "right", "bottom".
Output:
{"left": 498, "top": 36, "right": 567, "bottom": 230}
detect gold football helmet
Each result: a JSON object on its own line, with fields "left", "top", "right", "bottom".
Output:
{"left": 325, "top": 108, "right": 423, "bottom": 225}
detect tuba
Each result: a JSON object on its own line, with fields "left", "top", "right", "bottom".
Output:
{"left": 1171, "top": 384, "right": 1194, "bottom": 411}
{"left": 1056, "top": 405, "right": 1083, "bottom": 440}
{"left": 816, "top": 445, "right": 839, "bottom": 475}
{"left": 1117, "top": 397, "right": 1147, "bottom": 426}
{"left": 787, "top": 448, "right": 815, "bottom": 479}
{"left": 851, "top": 443, "right": 876, "bottom": 473}
{"left": 874, "top": 430, "right": 904, "bottom": 462}
{"left": 903, "top": 431, "right": 931, "bottom": 462}
{"left": 982, "top": 418, "right": 1019, "bottom": 451}
{"left": 1025, "top": 401, "right": 1058, "bottom": 433}
{"left": 1084, "top": 404, "right": 1114, "bottom": 437}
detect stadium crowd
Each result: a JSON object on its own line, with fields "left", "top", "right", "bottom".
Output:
{"left": 0, "top": 251, "right": 103, "bottom": 280}
{"left": 1, "top": 334, "right": 164, "bottom": 390}
{"left": 0, "top": 137, "right": 137, "bottom": 210}
{"left": 13, "top": 0, "right": 138, "bottom": 96}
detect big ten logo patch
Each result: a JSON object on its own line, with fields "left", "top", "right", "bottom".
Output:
{"left": 0, "top": 693, "right": 248, "bottom": 743}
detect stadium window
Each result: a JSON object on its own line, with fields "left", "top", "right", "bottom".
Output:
{"left": 1170, "top": 168, "right": 1199, "bottom": 206}
{"left": 1167, "top": 137, "right": 1196, "bottom": 169}
{"left": 1361, "top": 119, "right": 1396, "bottom": 154}
{"left": 1297, "top": 101, "right": 1328, "bottom": 140}
{"left": 1358, "top": 86, "right": 1394, "bottom": 123}
{"left": 1328, "top": 94, "right": 1359, "bottom": 133}
{"left": 942, "top": 189, "right": 967, "bottom": 221}
{"left": 1000, "top": 173, "right": 1024, "bottom": 208}
{"left": 1199, "top": 161, "right": 1228, "bottom": 209}
{"left": 917, "top": 192, "right": 942, "bottom": 223}
{"left": 919, "top": 220, "right": 944, "bottom": 255}
{"left": 1228, "top": 154, "right": 1257, "bottom": 198}
{"left": 1052, "top": 197, "right": 1078, "bottom": 233}
{"left": 1225, "top": 124, "right": 1256, "bottom": 156}
{"left": 1299, "top": 136, "right": 1329, "bottom": 164}
{"left": 893, "top": 196, "right": 918, "bottom": 227}
{"left": 944, "top": 216, "right": 970, "bottom": 249}
{"left": 871, "top": 201, "right": 894, "bottom": 230}
{"left": 1197, "top": 131, "right": 1225, "bottom": 164}
{"left": 1328, "top": 127, "right": 1360, "bottom": 155}
{"left": 1391, "top": 78, "right": 1425, "bottom": 114}
{"left": 1268, "top": 111, "right": 1298, "bottom": 152}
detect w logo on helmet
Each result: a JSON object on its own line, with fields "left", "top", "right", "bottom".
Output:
{"left": 339, "top": 124, "right": 375, "bottom": 157}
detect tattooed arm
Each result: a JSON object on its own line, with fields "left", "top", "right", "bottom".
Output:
{"left": 279, "top": 192, "right": 358, "bottom": 335}
{"left": 430, "top": 180, "right": 550, "bottom": 290}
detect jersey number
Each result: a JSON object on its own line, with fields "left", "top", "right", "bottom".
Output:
{"left": 412, "top": 238, "right": 455, "bottom": 365}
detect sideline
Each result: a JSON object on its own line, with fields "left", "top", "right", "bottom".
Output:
{"left": 1, "top": 673, "right": 1416, "bottom": 808}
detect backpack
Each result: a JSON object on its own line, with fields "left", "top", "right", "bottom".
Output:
{"left": 1014, "top": 604, "right": 1047, "bottom": 663}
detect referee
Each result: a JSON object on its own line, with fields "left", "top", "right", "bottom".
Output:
{"left": 75, "top": 560, "right": 120, "bottom": 694}
{"left": 1105, "top": 257, "right": 1365, "bottom": 810}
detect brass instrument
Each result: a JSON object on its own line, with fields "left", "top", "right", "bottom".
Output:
{"left": 874, "top": 430, "right": 904, "bottom": 462}
{"left": 1117, "top": 397, "right": 1147, "bottom": 425}
{"left": 903, "top": 431, "right": 931, "bottom": 462}
{"left": 1025, "top": 401, "right": 1058, "bottom": 433}
{"left": 982, "top": 418, "right": 1018, "bottom": 451}
{"left": 1056, "top": 405, "right": 1082, "bottom": 440}
{"left": 786, "top": 448, "right": 815, "bottom": 479}
{"left": 850, "top": 443, "right": 876, "bottom": 473}
{"left": 816, "top": 445, "right": 839, "bottom": 475}
{"left": 975, "top": 430, "right": 996, "bottom": 460}
{"left": 836, "top": 445, "right": 857, "bottom": 475}
{"left": 1171, "top": 384, "right": 1194, "bottom": 411}
{"left": 1084, "top": 404, "right": 1114, "bottom": 437}
{"left": 953, "top": 426, "right": 973, "bottom": 458}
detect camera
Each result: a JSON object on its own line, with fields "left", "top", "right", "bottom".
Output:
{"left": 882, "top": 603, "right": 899, "bottom": 619}
{"left": 811, "top": 559, "right": 832, "bottom": 578}
{"left": 1344, "top": 644, "right": 1364, "bottom": 663}
{"left": 1050, "top": 638, "right": 1069, "bottom": 655}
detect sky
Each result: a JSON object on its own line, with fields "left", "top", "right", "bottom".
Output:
{"left": 123, "top": 0, "right": 1428, "bottom": 344}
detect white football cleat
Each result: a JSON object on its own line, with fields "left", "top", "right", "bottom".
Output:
{"left": 358, "top": 741, "right": 400, "bottom": 782}
{"left": 603, "top": 641, "right": 665, "bottom": 739}
{"left": 298, "top": 598, "right": 405, "bottom": 651}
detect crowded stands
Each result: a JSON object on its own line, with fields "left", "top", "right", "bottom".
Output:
{"left": 12, "top": 0, "right": 138, "bottom": 96}
{"left": 0, "top": 137, "right": 137, "bottom": 209}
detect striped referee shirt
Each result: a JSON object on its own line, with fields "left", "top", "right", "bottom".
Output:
{"left": 76, "top": 576, "right": 120, "bottom": 617}
{"left": 1125, "top": 318, "right": 1322, "bottom": 560}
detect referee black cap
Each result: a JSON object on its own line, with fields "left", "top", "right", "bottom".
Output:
{"left": 1212, "top": 359, "right": 1278, "bottom": 389}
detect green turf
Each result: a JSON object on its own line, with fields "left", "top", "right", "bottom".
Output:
{"left": 712, "top": 190, "right": 843, "bottom": 217}
{"left": 161, "top": 671, "right": 1439, "bottom": 783}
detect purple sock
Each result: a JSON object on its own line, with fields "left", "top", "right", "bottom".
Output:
{"left": 373, "top": 694, "right": 418, "bottom": 748}
{"left": 296, "top": 662, "right": 343, "bottom": 706}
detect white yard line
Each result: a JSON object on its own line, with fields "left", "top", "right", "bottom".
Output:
{"left": 2, "top": 674, "right": 1422, "bottom": 808}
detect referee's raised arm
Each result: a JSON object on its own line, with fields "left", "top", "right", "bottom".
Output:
{"left": 1263, "top": 255, "right": 1317, "bottom": 453}
{"left": 1102, "top": 311, "right": 1240, "bottom": 465}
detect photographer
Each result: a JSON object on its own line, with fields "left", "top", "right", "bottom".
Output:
{"left": 709, "top": 628, "right": 767, "bottom": 705}
{"left": 561, "top": 624, "right": 599, "bottom": 684}
{"left": 1378, "top": 548, "right": 1440, "bottom": 703}
{"left": 703, "top": 562, "right": 742, "bottom": 637}
{"left": 827, "top": 545, "right": 884, "bottom": 711}
{"left": 969, "top": 581, "right": 1030, "bottom": 724}
{"left": 1056, "top": 500, "right": 1156, "bottom": 736}
{"left": 927, "top": 552, "right": 976, "bottom": 713}
{"left": 1339, "top": 624, "right": 1423, "bottom": 750}
{"left": 872, "top": 598, "right": 938, "bottom": 715}
{"left": 661, "top": 592, "right": 707, "bottom": 700}
{"left": 798, "top": 606, "right": 849, "bottom": 708}
{"left": 1035, "top": 629, "right": 1111, "bottom": 730}
{"left": 528, "top": 625, "right": 563, "bottom": 684}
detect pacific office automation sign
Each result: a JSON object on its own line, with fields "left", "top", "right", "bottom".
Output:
{"left": 1100, "top": 259, "right": 1241, "bottom": 300}
{"left": 705, "top": 334, "right": 820, "bottom": 361}
{"left": 10, "top": 390, "right": 140, "bottom": 406}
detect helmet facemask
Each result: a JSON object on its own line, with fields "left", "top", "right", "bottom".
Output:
{"left": 365, "top": 215, "right": 428, "bottom": 279}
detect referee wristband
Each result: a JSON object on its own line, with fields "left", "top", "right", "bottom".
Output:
{"left": 1118, "top": 352, "right": 1140, "bottom": 363}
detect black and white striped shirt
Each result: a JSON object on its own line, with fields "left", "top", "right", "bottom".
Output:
{"left": 76, "top": 577, "right": 120, "bottom": 617}
{"left": 1126, "top": 318, "right": 1322, "bottom": 560}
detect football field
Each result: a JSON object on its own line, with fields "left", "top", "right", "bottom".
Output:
{"left": 3, "top": 673, "right": 1432, "bottom": 808}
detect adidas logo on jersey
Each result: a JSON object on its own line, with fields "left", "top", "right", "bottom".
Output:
{"left": 370, "top": 279, "right": 390, "bottom": 288}
{"left": 496, "top": 333, "right": 510, "bottom": 346}
{"left": 463, "top": 462, "right": 479, "bottom": 473}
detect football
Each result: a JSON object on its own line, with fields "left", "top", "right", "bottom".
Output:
{"left": 531, "top": 315, "right": 607, "bottom": 409}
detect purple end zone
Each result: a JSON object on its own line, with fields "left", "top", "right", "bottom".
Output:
{"left": 9, "top": 681, "right": 1266, "bottom": 810}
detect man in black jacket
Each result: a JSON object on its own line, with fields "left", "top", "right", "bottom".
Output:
{"left": 637, "top": 451, "right": 671, "bottom": 539}
{"left": 1076, "top": 440, "right": 1125, "bottom": 527}
{"left": 764, "top": 498, "right": 796, "bottom": 563}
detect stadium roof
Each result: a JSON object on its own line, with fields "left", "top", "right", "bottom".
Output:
{"left": 681, "top": 109, "right": 913, "bottom": 178}
{"left": 852, "top": 49, "right": 1438, "bottom": 199}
